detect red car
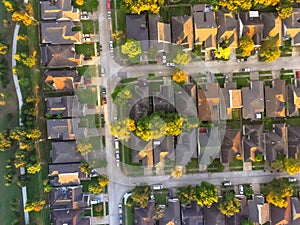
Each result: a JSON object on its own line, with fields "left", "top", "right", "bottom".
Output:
{"left": 102, "top": 97, "right": 107, "bottom": 105}
{"left": 107, "top": 0, "right": 111, "bottom": 10}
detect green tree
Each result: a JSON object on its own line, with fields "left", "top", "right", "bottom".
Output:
{"left": 172, "top": 52, "right": 191, "bottom": 65}
{"left": 0, "top": 42, "right": 8, "bottom": 55}
{"left": 110, "top": 118, "right": 136, "bottom": 141}
{"left": 219, "top": 192, "right": 241, "bottom": 217}
{"left": 42, "top": 179, "right": 53, "bottom": 193}
{"left": 177, "top": 185, "right": 196, "bottom": 205}
{"left": 121, "top": 39, "right": 143, "bottom": 59}
{"left": 76, "top": 142, "right": 93, "bottom": 155}
{"left": 131, "top": 185, "right": 151, "bottom": 208}
{"left": 259, "top": 37, "right": 281, "bottom": 62}
{"left": 79, "top": 161, "right": 93, "bottom": 174}
{"left": 265, "top": 178, "right": 293, "bottom": 208}
{"left": 111, "top": 85, "right": 132, "bottom": 105}
{"left": 24, "top": 200, "right": 46, "bottom": 212}
{"left": 194, "top": 182, "right": 218, "bottom": 207}
{"left": 165, "top": 113, "right": 183, "bottom": 136}
{"left": 88, "top": 182, "right": 102, "bottom": 194}
{"left": 239, "top": 35, "right": 254, "bottom": 58}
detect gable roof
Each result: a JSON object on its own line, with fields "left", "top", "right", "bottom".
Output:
{"left": 242, "top": 124, "right": 264, "bottom": 162}
{"left": 193, "top": 6, "right": 217, "bottom": 48}
{"left": 265, "top": 79, "right": 286, "bottom": 118}
{"left": 47, "top": 119, "right": 75, "bottom": 140}
{"left": 43, "top": 69, "right": 80, "bottom": 81}
{"left": 40, "top": 0, "right": 80, "bottom": 21}
{"left": 175, "top": 84, "right": 198, "bottom": 117}
{"left": 283, "top": 8, "right": 300, "bottom": 45}
{"left": 220, "top": 129, "right": 242, "bottom": 163}
{"left": 153, "top": 136, "right": 175, "bottom": 165}
{"left": 41, "top": 44, "right": 82, "bottom": 68}
{"left": 50, "top": 141, "right": 83, "bottom": 164}
{"left": 287, "top": 84, "right": 300, "bottom": 117}
{"left": 148, "top": 14, "right": 160, "bottom": 41}
{"left": 46, "top": 96, "right": 84, "bottom": 117}
{"left": 241, "top": 81, "right": 264, "bottom": 120}
{"left": 248, "top": 195, "right": 270, "bottom": 224}
{"left": 292, "top": 197, "right": 300, "bottom": 221}
{"left": 287, "top": 125, "right": 300, "bottom": 158}
{"left": 203, "top": 202, "right": 225, "bottom": 225}
{"left": 216, "top": 9, "right": 238, "bottom": 48}
{"left": 270, "top": 197, "right": 291, "bottom": 225}
{"left": 261, "top": 13, "right": 282, "bottom": 44}
{"left": 41, "top": 21, "right": 82, "bottom": 44}
{"left": 176, "top": 129, "right": 198, "bottom": 166}
{"left": 181, "top": 201, "right": 204, "bottom": 225}
{"left": 51, "top": 208, "right": 90, "bottom": 225}
{"left": 198, "top": 83, "right": 220, "bottom": 121}
{"left": 154, "top": 85, "right": 175, "bottom": 113}
{"left": 239, "top": 11, "right": 264, "bottom": 45}
{"left": 171, "top": 16, "right": 194, "bottom": 49}
{"left": 157, "top": 22, "right": 171, "bottom": 43}
{"left": 264, "top": 124, "right": 287, "bottom": 162}
{"left": 134, "top": 201, "right": 156, "bottom": 225}
{"left": 159, "top": 198, "right": 181, "bottom": 225}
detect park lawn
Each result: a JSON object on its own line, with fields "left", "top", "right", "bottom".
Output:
{"left": 75, "top": 43, "right": 95, "bottom": 56}
{"left": 82, "top": 20, "right": 94, "bottom": 34}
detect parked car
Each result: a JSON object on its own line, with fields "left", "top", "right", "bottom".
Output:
{"left": 107, "top": 0, "right": 111, "bottom": 10}
{"left": 162, "top": 52, "right": 167, "bottom": 64}
{"left": 102, "top": 87, "right": 106, "bottom": 95}
{"left": 80, "top": 14, "right": 89, "bottom": 20}
{"left": 100, "top": 67, "right": 105, "bottom": 76}
{"left": 240, "top": 67, "right": 251, "bottom": 72}
{"left": 118, "top": 204, "right": 122, "bottom": 213}
{"left": 109, "top": 40, "right": 113, "bottom": 49}
{"left": 108, "top": 10, "right": 111, "bottom": 19}
{"left": 289, "top": 177, "right": 297, "bottom": 182}
{"left": 115, "top": 151, "right": 120, "bottom": 160}
{"left": 82, "top": 33, "right": 90, "bottom": 38}
{"left": 222, "top": 181, "right": 232, "bottom": 186}
{"left": 166, "top": 62, "right": 175, "bottom": 67}
{"left": 102, "top": 96, "right": 107, "bottom": 105}
{"left": 150, "top": 193, "right": 155, "bottom": 200}
{"left": 83, "top": 56, "right": 92, "bottom": 61}
{"left": 81, "top": 11, "right": 88, "bottom": 15}
{"left": 90, "top": 199, "right": 101, "bottom": 204}
{"left": 238, "top": 185, "right": 244, "bottom": 195}
{"left": 114, "top": 137, "right": 119, "bottom": 149}
{"left": 84, "top": 37, "right": 91, "bottom": 42}
{"left": 153, "top": 184, "right": 164, "bottom": 190}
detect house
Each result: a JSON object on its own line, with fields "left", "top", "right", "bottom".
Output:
{"left": 261, "top": 13, "right": 282, "bottom": 45}
{"left": 203, "top": 202, "right": 225, "bottom": 225}
{"left": 291, "top": 197, "right": 300, "bottom": 222}
{"left": 241, "top": 81, "right": 264, "bottom": 120}
{"left": 51, "top": 208, "right": 90, "bottom": 225}
{"left": 199, "top": 127, "right": 221, "bottom": 166}
{"left": 264, "top": 124, "right": 287, "bottom": 162}
{"left": 159, "top": 198, "right": 181, "bottom": 225}
{"left": 41, "top": 44, "right": 82, "bottom": 68}
{"left": 50, "top": 141, "right": 83, "bottom": 164}
{"left": 198, "top": 83, "right": 220, "bottom": 121}
{"left": 46, "top": 96, "right": 84, "bottom": 117}
{"left": 265, "top": 79, "right": 286, "bottom": 118}
{"left": 40, "top": 0, "right": 80, "bottom": 21}
{"left": 128, "top": 86, "right": 150, "bottom": 121}
{"left": 176, "top": 129, "right": 198, "bottom": 166}
{"left": 126, "top": 14, "right": 149, "bottom": 51}
{"left": 193, "top": 4, "right": 217, "bottom": 49}
{"left": 248, "top": 194, "right": 270, "bottom": 224}
{"left": 50, "top": 186, "right": 89, "bottom": 210}
{"left": 134, "top": 201, "right": 155, "bottom": 225}
{"left": 270, "top": 198, "right": 291, "bottom": 225}
{"left": 220, "top": 129, "right": 242, "bottom": 164}
{"left": 181, "top": 200, "right": 204, "bottom": 225}
{"left": 152, "top": 136, "right": 175, "bottom": 166}
{"left": 157, "top": 21, "right": 171, "bottom": 51}
{"left": 154, "top": 85, "right": 176, "bottom": 113}
{"left": 242, "top": 124, "right": 264, "bottom": 162}
{"left": 171, "top": 16, "right": 194, "bottom": 50}
{"left": 283, "top": 8, "right": 300, "bottom": 46}
{"left": 175, "top": 84, "right": 198, "bottom": 117}
{"left": 239, "top": 11, "right": 264, "bottom": 46}
{"left": 48, "top": 163, "right": 88, "bottom": 186}
{"left": 287, "top": 84, "right": 300, "bottom": 117}
{"left": 220, "top": 81, "right": 242, "bottom": 120}
{"left": 216, "top": 9, "right": 238, "bottom": 48}
{"left": 40, "top": 21, "right": 82, "bottom": 45}
{"left": 43, "top": 69, "right": 83, "bottom": 92}
{"left": 287, "top": 125, "right": 300, "bottom": 158}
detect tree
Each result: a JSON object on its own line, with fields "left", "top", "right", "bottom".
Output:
{"left": 17, "top": 35, "right": 27, "bottom": 41}
{"left": 76, "top": 142, "right": 93, "bottom": 155}
{"left": 26, "top": 163, "right": 41, "bottom": 174}
{"left": 164, "top": 113, "right": 183, "bottom": 136}
{"left": 0, "top": 42, "right": 8, "bottom": 55}
{"left": 219, "top": 192, "right": 241, "bottom": 217}
{"left": 24, "top": 200, "right": 46, "bottom": 212}
{"left": 171, "top": 165, "right": 183, "bottom": 179}
{"left": 121, "top": 39, "right": 143, "bottom": 59}
{"left": 259, "top": 37, "right": 281, "bottom": 62}
{"left": 12, "top": 11, "right": 34, "bottom": 26}
{"left": 217, "top": 0, "right": 251, "bottom": 11}
{"left": 177, "top": 185, "right": 196, "bottom": 205}
{"left": 124, "top": 0, "right": 160, "bottom": 14}
{"left": 265, "top": 178, "right": 293, "bottom": 208}
{"left": 194, "top": 182, "right": 218, "bottom": 207}
{"left": 239, "top": 35, "right": 254, "bottom": 58}
{"left": 253, "top": 0, "right": 280, "bottom": 7}
{"left": 152, "top": 206, "right": 164, "bottom": 221}
{"left": 14, "top": 150, "right": 29, "bottom": 168}
{"left": 284, "top": 158, "right": 300, "bottom": 175}
{"left": 112, "top": 30, "right": 125, "bottom": 45}
{"left": 79, "top": 161, "right": 93, "bottom": 174}
{"left": 172, "top": 69, "right": 188, "bottom": 83}
{"left": 110, "top": 118, "right": 136, "bottom": 141}
{"left": 26, "top": 129, "right": 41, "bottom": 140}
{"left": 2, "top": 1, "right": 13, "bottom": 12}
{"left": 131, "top": 185, "right": 151, "bottom": 208}
{"left": 0, "top": 131, "right": 12, "bottom": 151}
{"left": 182, "top": 117, "right": 200, "bottom": 131}
{"left": 276, "top": 0, "right": 293, "bottom": 19}
{"left": 241, "top": 219, "right": 254, "bottom": 225}
{"left": 98, "top": 176, "right": 110, "bottom": 187}
{"left": 111, "top": 85, "right": 132, "bottom": 105}
{"left": 172, "top": 52, "right": 191, "bottom": 65}
{"left": 42, "top": 179, "right": 53, "bottom": 193}
{"left": 75, "top": 0, "right": 84, "bottom": 5}
{"left": 88, "top": 182, "right": 102, "bottom": 194}
{"left": 215, "top": 47, "right": 231, "bottom": 60}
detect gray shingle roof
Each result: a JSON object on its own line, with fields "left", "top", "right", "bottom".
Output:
{"left": 50, "top": 141, "right": 83, "bottom": 164}
{"left": 265, "top": 79, "right": 286, "bottom": 118}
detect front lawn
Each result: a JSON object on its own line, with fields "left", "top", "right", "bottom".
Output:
{"left": 82, "top": 20, "right": 94, "bottom": 34}
{"left": 77, "top": 65, "right": 97, "bottom": 77}
{"left": 75, "top": 44, "right": 95, "bottom": 56}
{"left": 185, "top": 158, "right": 199, "bottom": 174}
{"left": 72, "top": 0, "right": 99, "bottom": 12}
{"left": 76, "top": 86, "right": 98, "bottom": 105}
{"left": 229, "top": 158, "right": 243, "bottom": 171}
{"left": 207, "top": 158, "right": 224, "bottom": 173}
{"left": 232, "top": 77, "right": 249, "bottom": 89}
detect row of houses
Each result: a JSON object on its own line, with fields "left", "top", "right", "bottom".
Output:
{"left": 39, "top": 0, "right": 98, "bottom": 224}
{"left": 134, "top": 195, "right": 300, "bottom": 225}
{"left": 126, "top": 4, "right": 300, "bottom": 52}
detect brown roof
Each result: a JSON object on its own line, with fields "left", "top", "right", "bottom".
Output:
{"left": 46, "top": 96, "right": 84, "bottom": 117}
{"left": 220, "top": 129, "right": 242, "bottom": 163}
{"left": 171, "top": 16, "right": 194, "bottom": 49}
{"left": 265, "top": 79, "right": 287, "bottom": 118}
{"left": 134, "top": 201, "right": 156, "bottom": 225}
{"left": 158, "top": 22, "right": 171, "bottom": 43}
{"left": 40, "top": 0, "right": 80, "bottom": 21}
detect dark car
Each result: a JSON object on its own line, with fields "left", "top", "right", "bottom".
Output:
{"left": 102, "top": 87, "right": 106, "bottom": 95}
{"left": 102, "top": 97, "right": 107, "bottom": 105}
{"left": 84, "top": 56, "right": 92, "bottom": 61}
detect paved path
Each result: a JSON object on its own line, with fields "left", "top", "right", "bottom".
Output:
{"left": 12, "top": 23, "right": 29, "bottom": 225}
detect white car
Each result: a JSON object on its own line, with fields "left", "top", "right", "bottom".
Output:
{"left": 166, "top": 62, "right": 175, "bottom": 67}
{"left": 81, "top": 11, "right": 88, "bottom": 15}
{"left": 80, "top": 14, "right": 89, "bottom": 20}
{"left": 83, "top": 33, "right": 90, "bottom": 38}
{"left": 84, "top": 37, "right": 91, "bottom": 42}
{"left": 289, "top": 177, "right": 297, "bottom": 182}
{"left": 238, "top": 185, "right": 244, "bottom": 195}
{"left": 108, "top": 10, "right": 111, "bottom": 19}
{"left": 240, "top": 67, "right": 251, "bottom": 72}
{"left": 90, "top": 199, "right": 101, "bottom": 204}
{"left": 118, "top": 204, "right": 122, "bottom": 214}
{"left": 115, "top": 151, "right": 120, "bottom": 160}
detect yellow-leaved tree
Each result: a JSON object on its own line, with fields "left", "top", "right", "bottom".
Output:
{"left": 0, "top": 42, "right": 8, "bottom": 55}
{"left": 266, "top": 178, "right": 293, "bottom": 208}
{"left": 259, "top": 37, "right": 281, "bottom": 62}
{"left": 75, "top": 0, "right": 84, "bottom": 5}
{"left": 124, "top": 0, "right": 160, "bottom": 14}
{"left": 219, "top": 192, "right": 241, "bottom": 217}
{"left": 239, "top": 35, "right": 254, "bottom": 58}
{"left": 215, "top": 47, "right": 231, "bottom": 60}
{"left": 172, "top": 69, "right": 188, "bottom": 83}
{"left": 172, "top": 52, "right": 191, "bottom": 65}
{"left": 110, "top": 118, "right": 136, "bottom": 141}
{"left": 121, "top": 39, "right": 143, "bottom": 59}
